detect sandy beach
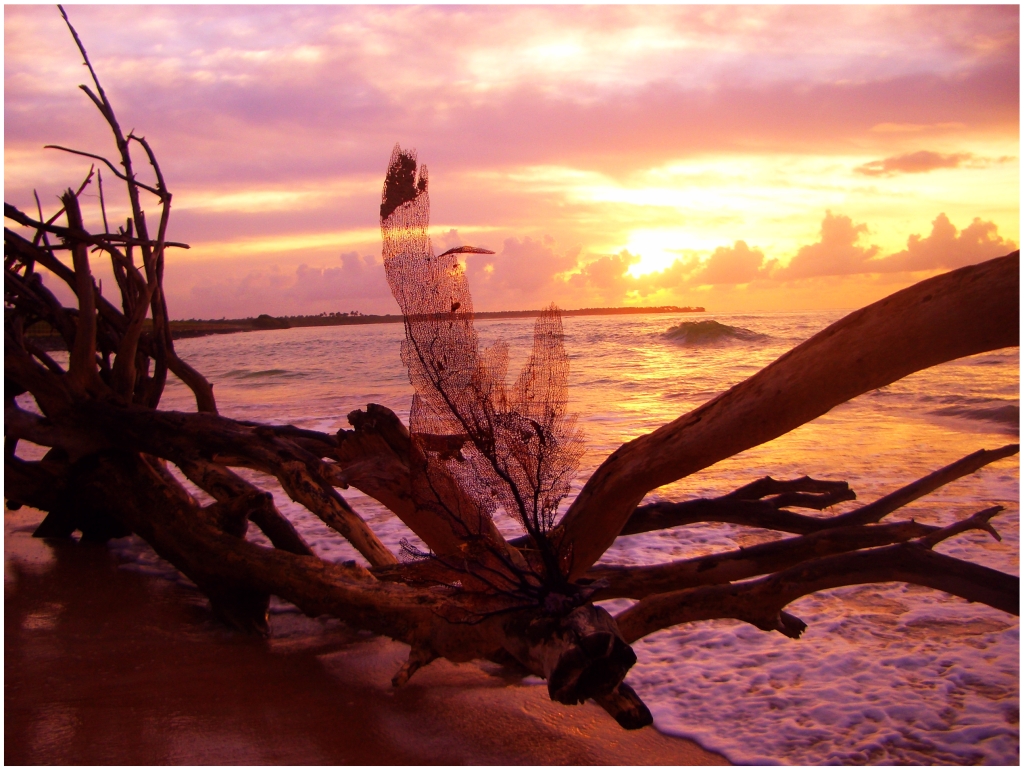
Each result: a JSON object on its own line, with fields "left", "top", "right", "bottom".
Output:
{"left": 5, "top": 506, "right": 727, "bottom": 765}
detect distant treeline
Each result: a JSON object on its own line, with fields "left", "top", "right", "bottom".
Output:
{"left": 25, "top": 306, "right": 706, "bottom": 347}
{"left": 177, "top": 305, "right": 706, "bottom": 336}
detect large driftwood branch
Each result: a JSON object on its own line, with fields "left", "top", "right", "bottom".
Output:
{"left": 585, "top": 445, "right": 1019, "bottom": 599}
{"left": 587, "top": 521, "right": 937, "bottom": 600}
{"left": 556, "top": 252, "right": 1020, "bottom": 577}
{"left": 619, "top": 444, "right": 1018, "bottom": 537}
{"left": 615, "top": 506, "right": 1017, "bottom": 644}
{"left": 174, "top": 456, "right": 315, "bottom": 557}
{"left": 2, "top": 383, "right": 397, "bottom": 566}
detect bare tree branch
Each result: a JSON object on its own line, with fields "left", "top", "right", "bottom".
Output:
{"left": 588, "top": 520, "right": 937, "bottom": 600}
{"left": 619, "top": 444, "right": 1018, "bottom": 537}
{"left": 615, "top": 508, "right": 1017, "bottom": 644}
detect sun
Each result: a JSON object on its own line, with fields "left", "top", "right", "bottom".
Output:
{"left": 622, "top": 229, "right": 716, "bottom": 277}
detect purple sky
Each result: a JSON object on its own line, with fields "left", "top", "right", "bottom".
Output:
{"left": 5, "top": 5, "right": 1018, "bottom": 317}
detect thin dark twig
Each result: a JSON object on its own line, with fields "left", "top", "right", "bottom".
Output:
{"left": 58, "top": 5, "right": 112, "bottom": 116}
{"left": 5, "top": 203, "right": 187, "bottom": 249}
{"left": 97, "top": 169, "right": 109, "bottom": 234}
{"left": 128, "top": 134, "right": 168, "bottom": 197}
{"left": 28, "top": 167, "right": 97, "bottom": 245}
{"left": 31, "top": 190, "right": 51, "bottom": 263}
{"left": 44, "top": 145, "right": 161, "bottom": 197}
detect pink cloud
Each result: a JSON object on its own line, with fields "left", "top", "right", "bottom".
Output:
{"left": 775, "top": 212, "right": 881, "bottom": 280}
{"left": 166, "top": 251, "right": 394, "bottom": 319}
{"left": 854, "top": 150, "right": 973, "bottom": 176}
{"left": 465, "top": 236, "right": 580, "bottom": 310}
{"left": 5, "top": 5, "right": 1017, "bottom": 195}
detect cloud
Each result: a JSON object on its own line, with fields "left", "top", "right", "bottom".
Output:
{"left": 868, "top": 213, "right": 1016, "bottom": 272}
{"left": 7, "top": 6, "right": 1017, "bottom": 319}
{"left": 775, "top": 212, "right": 880, "bottom": 279}
{"left": 763, "top": 211, "right": 1013, "bottom": 283}
{"left": 288, "top": 252, "right": 390, "bottom": 303}
{"left": 869, "top": 122, "right": 966, "bottom": 133}
{"left": 854, "top": 150, "right": 973, "bottom": 176}
{"left": 5, "top": 5, "right": 1018, "bottom": 194}
{"left": 166, "top": 250, "right": 393, "bottom": 318}
{"left": 459, "top": 235, "right": 580, "bottom": 310}
{"left": 568, "top": 251, "right": 636, "bottom": 289}
{"left": 687, "top": 241, "right": 772, "bottom": 286}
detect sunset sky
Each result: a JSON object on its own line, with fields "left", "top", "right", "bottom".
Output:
{"left": 4, "top": 4, "right": 1019, "bottom": 318}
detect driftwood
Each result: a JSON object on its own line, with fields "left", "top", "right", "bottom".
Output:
{"left": 4, "top": 9, "right": 1020, "bottom": 731}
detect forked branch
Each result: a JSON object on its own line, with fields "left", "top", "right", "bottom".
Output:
{"left": 615, "top": 506, "right": 1017, "bottom": 644}
{"left": 619, "top": 444, "right": 1018, "bottom": 537}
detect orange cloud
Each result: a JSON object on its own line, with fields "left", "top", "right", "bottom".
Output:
{"left": 868, "top": 213, "right": 1016, "bottom": 273}
{"left": 688, "top": 241, "right": 773, "bottom": 286}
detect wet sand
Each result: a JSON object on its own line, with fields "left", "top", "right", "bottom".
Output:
{"left": 5, "top": 507, "right": 728, "bottom": 765}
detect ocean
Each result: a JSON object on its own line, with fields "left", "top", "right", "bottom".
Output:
{"left": 45, "top": 309, "right": 1024, "bottom": 764}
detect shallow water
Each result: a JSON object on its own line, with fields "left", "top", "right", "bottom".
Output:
{"left": 18, "top": 310, "right": 1019, "bottom": 764}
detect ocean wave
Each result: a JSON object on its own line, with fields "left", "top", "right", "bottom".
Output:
{"left": 929, "top": 404, "right": 1019, "bottom": 430}
{"left": 222, "top": 368, "right": 306, "bottom": 380}
{"left": 664, "top": 319, "right": 767, "bottom": 346}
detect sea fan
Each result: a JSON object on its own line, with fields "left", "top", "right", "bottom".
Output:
{"left": 380, "top": 144, "right": 584, "bottom": 580}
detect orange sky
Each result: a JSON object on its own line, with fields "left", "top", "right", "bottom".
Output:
{"left": 5, "top": 5, "right": 1019, "bottom": 318}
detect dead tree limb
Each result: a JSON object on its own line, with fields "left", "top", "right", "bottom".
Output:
{"left": 615, "top": 507, "right": 1017, "bottom": 644}
{"left": 618, "top": 444, "right": 1018, "bottom": 537}
{"left": 587, "top": 521, "right": 938, "bottom": 600}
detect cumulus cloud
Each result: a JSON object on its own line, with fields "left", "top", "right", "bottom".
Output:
{"left": 168, "top": 250, "right": 393, "bottom": 318}
{"left": 868, "top": 213, "right": 1016, "bottom": 272}
{"left": 288, "top": 252, "right": 390, "bottom": 303}
{"left": 764, "top": 211, "right": 1013, "bottom": 283}
{"left": 463, "top": 234, "right": 580, "bottom": 309}
{"left": 687, "top": 241, "right": 773, "bottom": 286}
{"left": 854, "top": 150, "right": 974, "bottom": 176}
{"left": 567, "top": 251, "right": 638, "bottom": 297}
{"left": 153, "top": 207, "right": 1016, "bottom": 319}
{"left": 775, "top": 212, "right": 880, "bottom": 279}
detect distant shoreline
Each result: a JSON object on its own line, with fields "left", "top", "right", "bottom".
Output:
{"left": 22, "top": 306, "right": 706, "bottom": 349}
{"left": 25, "top": 307, "right": 712, "bottom": 348}
{"left": 170, "top": 305, "right": 706, "bottom": 340}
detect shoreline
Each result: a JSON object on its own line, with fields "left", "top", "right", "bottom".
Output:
{"left": 24, "top": 305, "right": 706, "bottom": 348}
{"left": 5, "top": 506, "right": 728, "bottom": 765}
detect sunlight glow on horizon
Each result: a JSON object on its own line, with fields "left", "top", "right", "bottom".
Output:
{"left": 4, "top": 4, "right": 1018, "bottom": 318}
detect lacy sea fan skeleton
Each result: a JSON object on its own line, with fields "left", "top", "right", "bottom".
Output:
{"left": 4, "top": 8, "right": 1020, "bottom": 733}
{"left": 380, "top": 145, "right": 585, "bottom": 603}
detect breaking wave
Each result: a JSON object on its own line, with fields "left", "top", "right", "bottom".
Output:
{"left": 664, "top": 319, "right": 768, "bottom": 346}
{"left": 930, "top": 403, "right": 1019, "bottom": 433}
